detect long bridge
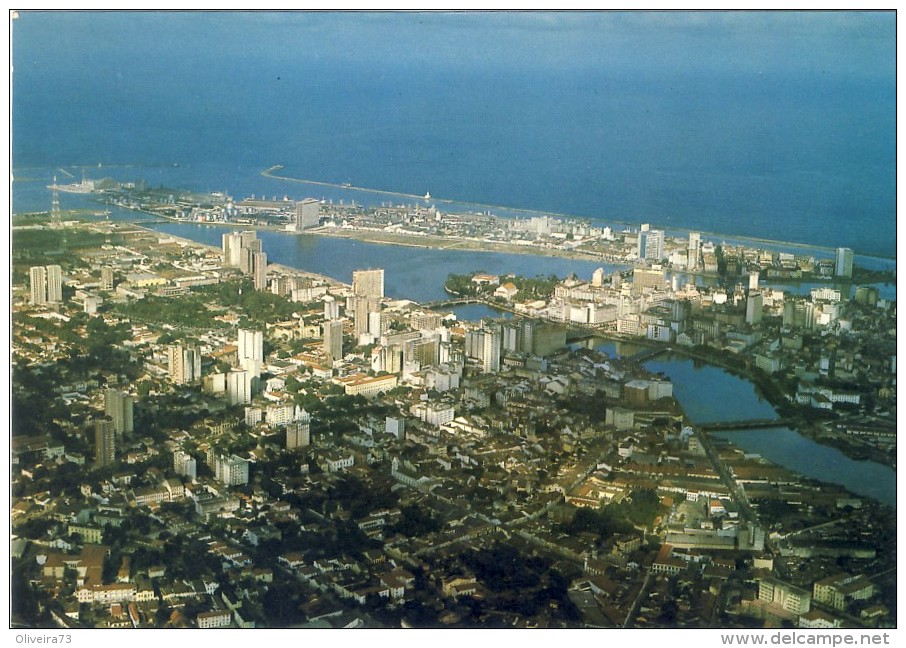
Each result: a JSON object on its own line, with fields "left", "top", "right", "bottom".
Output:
{"left": 421, "top": 297, "right": 485, "bottom": 310}
{"left": 697, "top": 418, "right": 791, "bottom": 432}
{"left": 630, "top": 345, "right": 672, "bottom": 362}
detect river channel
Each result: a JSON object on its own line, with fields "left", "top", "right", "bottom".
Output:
{"left": 640, "top": 354, "right": 896, "bottom": 508}
{"left": 149, "top": 222, "right": 618, "bottom": 305}
{"left": 142, "top": 221, "right": 895, "bottom": 508}
{"left": 12, "top": 172, "right": 896, "bottom": 506}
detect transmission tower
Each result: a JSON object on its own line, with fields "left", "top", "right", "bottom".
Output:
{"left": 51, "top": 176, "right": 61, "bottom": 228}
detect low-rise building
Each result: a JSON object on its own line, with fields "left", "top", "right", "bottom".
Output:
{"left": 335, "top": 373, "right": 398, "bottom": 397}
{"left": 798, "top": 609, "right": 842, "bottom": 629}
{"left": 758, "top": 577, "right": 811, "bottom": 616}
{"left": 651, "top": 544, "right": 685, "bottom": 575}
{"left": 197, "top": 609, "right": 231, "bottom": 628}
{"left": 813, "top": 573, "right": 876, "bottom": 611}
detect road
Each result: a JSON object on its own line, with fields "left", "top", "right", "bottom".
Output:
{"left": 623, "top": 568, "right": 652, "bottom": 628}
{"left": 696, "top": 429, "right": 757, "bottom": 524}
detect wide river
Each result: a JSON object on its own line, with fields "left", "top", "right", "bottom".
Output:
{"left": 142, "top": 223, "right": 895, "bottom": 507}
{"left": 11, "top": 171, "right": 896, "bottom": 506}
{"left": 150, "top": 221, "right": 620, "bottom": 305}
{"left": 12, "top": 167, "right": 896, "bottom": 304}
{"left": 640, "top": 353, "right": 895, "bottom": 508}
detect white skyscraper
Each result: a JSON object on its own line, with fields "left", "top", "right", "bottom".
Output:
{"left": 352, "top": 296, "right": 370, "bottom": 337}
{"left": 94, "top": 418, "right": 116, "bottom": 467}
{"left": 323, "top": 295, "right": 339, "bottom": 320}
{"left": 104, "top": 389, "right": 134, "bottom": 437}
{"left": 101, "top": 267, "right": 115, "bottom": 291}
{"left": 352, "top": 268, "right": 384, "bottom": 299}
{"left": 239, "top": 238, "right": 262, "bottom": 274}
{"left": 746, "top": 292, "right": 764, "bottom": 325}
{"left": 222, "top": 232, "right": 243, "bottom": 267}
{"left": 688, "top": 232, "right": 702, "bottom": 270}
{"left": 173, "top": 450, "right": 197, "bottom": 480}
{"left": 29, "top": 266, "right": 47, "bottom": 305}
{"left": 294, "top": 198, "right": 321, "bottom": 230}
{"left": 29, "top": 265, "right": 62, "bottom": 304}
{"left": 252, "top": 251, "right": 268, "bottom": 291}
{"left": 168, "top": 345, "right": 201, "bottom": 384}
{"left": 227, "top": 370, "right": 252, "bottom": 405}
{"left": 238, "top": 329, "right": 264, "bottom": 362}
{"left": 835, "top": 247, "right": 853, "bottom": 278}
{"left": 286, "top": 410, "right": 311, "bottom": 450}
{"left": 481, "top": 326, "right": 501, "bottom": 374}
{"left": 368, "top": 310, "right": 384, "bottom": 337}
{"left": 386, "top": 416, "right": 406, "bottom": 440}
{"left": 324, "top": 319, "right": 344, "bottom": 363}
{"left": 238, "top": 328, "right": 263, "bottom": 379}
{"left": 45, "top": 265, "right": 63, "bottom": 303}
{"left": 638, "top": 226, "right": 664, "bottom": 262}
{"left": 213, "top": 453, "right": 249, "bottom": 486}
{"left": 592, "top": 267, "right": 606, "bottom": 287}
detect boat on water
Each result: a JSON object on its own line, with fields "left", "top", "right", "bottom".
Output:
{"left": 49, "top": 175, "right": 96, "bottom": 194}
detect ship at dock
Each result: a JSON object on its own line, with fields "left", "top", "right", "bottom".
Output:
{"left": 48, "top": 173, "right": 96, "bottom": 194}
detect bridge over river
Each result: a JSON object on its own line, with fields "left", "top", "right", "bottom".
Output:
{"left": 421, "top": 297, "right": 485, "bottom": 309}
{"left": 697, "top": 418, "right": 792, "bottom": 431}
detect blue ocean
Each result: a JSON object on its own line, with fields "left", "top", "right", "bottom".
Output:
{"left": 11, "top": 11, "right": 896, "bottom": 258}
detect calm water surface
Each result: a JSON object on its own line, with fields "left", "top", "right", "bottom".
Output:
{"left": 712, "top": 428, "right": 895, "bottom": 508}
{"left": 645, "top": 356, "right": 895, "bottom": 507}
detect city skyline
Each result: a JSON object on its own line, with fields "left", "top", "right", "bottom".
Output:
{"left": 9, "top": 9, "right": 897, "bottom": 638}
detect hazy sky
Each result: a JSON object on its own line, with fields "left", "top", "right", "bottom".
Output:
{"left": 10, "top": 10, "right": 897, "bottom": 255}
{"left": 14, "top": 11, "right": 895, "bottom": 80}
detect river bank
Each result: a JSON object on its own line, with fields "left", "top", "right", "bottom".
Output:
{"left": 108, "top": 207, "right": 899, "bottom": 475}
{"left": 144, "top": 205, "right": 627, "bottom": 266}
{"left": 311, "top": 227, "right": 612, "bottom": 263}
{"left": 261, "top": 167, "right": 897, "bottom": 265}
{"left": 642, "top": 344, "right": 896, "bottom": 471}
{"left": 151, "top": 211, "right": 883, "bottom": 296}
{"left": 138, "top": 222, "right": 350, "bottom": 291}
{"left": 639, "top": 350, "right": 896, "bottom": 507}
{"left": 136, "top": 199, "right": 897, "bottom": 296}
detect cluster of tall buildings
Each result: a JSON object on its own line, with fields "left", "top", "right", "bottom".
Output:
{"left": 222, "top": 230, "right": 268, "bottom": 290}
{"left": 369, "top": 329, "right": 453, "bottom": 376}
{"left": 93, "top": 389, "right": 135, "bottom": 467}
{"left": 465, "top": 326, "right": 501, "bottom": 374}
{"left": 29, "top": 264, "right": 63, "bottom": 305}
{"left": 322, "top": 268, "right": 384, "bottom": 364}
{"left": 167, "top": 344, "right": 202, "bottom": 385}
{"left": 464, "top": 319, "right": 564, "bottom": 374}
{"left": 104, "top": 389, "right": 134, "bottom": 436}
{"left": 207, "top": 450, "right": 249, "bottom": 486}
{"left": 202, "top": 329, "right": 265, "bottom": 405}
{"left": 165, "top": 328, "right": 264, "bottom": 407}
